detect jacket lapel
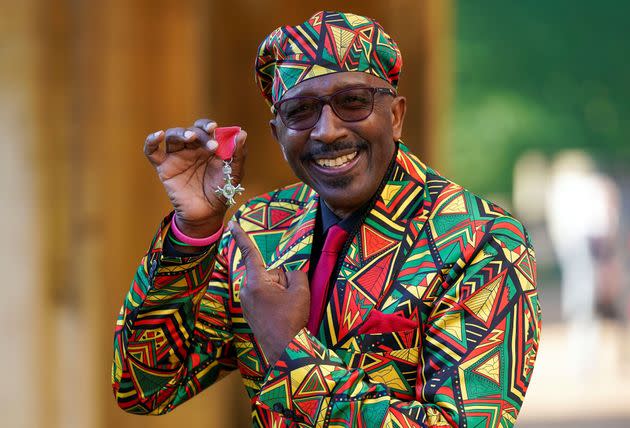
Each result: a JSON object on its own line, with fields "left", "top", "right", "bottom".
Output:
{"left": 266, "top": 187, "right": 319, "bottom": 274}
{"left": 318, "top": 143, "right": 432, "bottom": 348}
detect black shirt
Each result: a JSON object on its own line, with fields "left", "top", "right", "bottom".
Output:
{"left": 307, "top": 199, "right": 369, "bottom": 279}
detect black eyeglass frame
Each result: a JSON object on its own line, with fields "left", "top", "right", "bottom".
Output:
{"left": 271, "top": 86, "right": 397, "bottom": 131}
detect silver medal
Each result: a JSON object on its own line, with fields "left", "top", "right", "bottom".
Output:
{"left": 215, "top": 159, "right": 244, "bottom": 207}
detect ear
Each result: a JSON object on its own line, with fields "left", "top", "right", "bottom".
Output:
{"left": 269, "top": 118, "right": 288, "bottom": 161}
{"left": 390, "top": 96, "right": 406, "bottom": 141}
{"left": 269, "top": 118, "right": 279, "bottom": 142}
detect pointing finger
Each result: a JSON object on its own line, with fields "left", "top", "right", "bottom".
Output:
{"left": 229, "top": 221, "right": 265, "bottom": 272}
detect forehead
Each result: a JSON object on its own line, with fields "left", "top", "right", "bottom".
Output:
{"left": 283, "top": 72, "right": 390, "bottom": 98}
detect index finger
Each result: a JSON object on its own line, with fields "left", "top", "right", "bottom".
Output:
{"left": 193, "top": 118, "right": 217, "bottom": 134}
{"left": 229, "top": 221, "right": 265, "bottom": 272}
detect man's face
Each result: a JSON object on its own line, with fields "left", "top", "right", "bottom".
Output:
{"left": 270, "top": 72, "right": 406, "bottom": 218}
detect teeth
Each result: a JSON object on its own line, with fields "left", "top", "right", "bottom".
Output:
{"left": 314, "top": 151, "right": 357, "bottom": 168}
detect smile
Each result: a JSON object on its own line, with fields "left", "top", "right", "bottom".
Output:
{"left": 313, "top": 151, "right": 358, "bottom": 168}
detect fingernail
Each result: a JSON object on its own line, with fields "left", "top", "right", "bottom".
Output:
{"left": 184, "top": 130, "right": 195, "bottom": 140}
{"left": 206, "top": 140, "right": 218, "bottom": 151}
{"left": 204, "top": 123, "right": 215, "bottom": 132}
{"left": 153, "top": 130, "right": 163, "bottom": 138}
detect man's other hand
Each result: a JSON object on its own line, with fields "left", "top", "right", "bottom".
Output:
{"left": 230, "top": 221, "right": 310, "bottom": 365}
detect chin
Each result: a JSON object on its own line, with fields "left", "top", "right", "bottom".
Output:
{"left": 319, "top": 183, "right": 371, "bottom": 213}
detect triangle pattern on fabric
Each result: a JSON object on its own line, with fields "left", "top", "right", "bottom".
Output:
{"left": 295, "top": 366, "right": 329, "bottom": 397}
{"left": 380, "top": 183, "right": 404, "bottom": 208}
{"left": 293, "top": 396, "right": 325, "bottom": 424}
{"left": 515, "top": 250, "right": 535, "bottom": 286}
{"left": 346, "top": 13, "right": 371, "bottom": 27}
{"left": 462, "top": 271, "right": 505, "bottom": 325}
{"left": 128, "top": 358, "right": 173, "bottom": 398}
{"left": 440, "top": 194, "right": 467, "bottom": 215}
{"left": 241, "top": 206, "right": 267, "bottom": 228}
{"left": 251, "top": 231, "right": 285, "bottom": 263}
{"left": 353, "top": 250, "right": 396, "bottom": 300}
{"left": 472, "top": 351, "right": 502, "bottom": 385}
{"left": 268, "top": 206, "right": 295, "bottom": 229}
{"left": 361, "top": 224, "right": 397, "bottom": 260}
{"left": 305, "top": 64, "right": 336, "bottom": 80}
{"left": 327, "top": 24, "right": 357, "bottom": 64}
{"left": 434, "top": 311, "right": 465, "bottom": 345}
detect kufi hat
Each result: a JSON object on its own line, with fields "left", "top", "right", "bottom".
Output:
{"left": 255, "top": 11, "right": 403, "bottom": 106}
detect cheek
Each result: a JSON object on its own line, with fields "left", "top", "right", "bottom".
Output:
{"left": 278, "top": 130, "right": 308, "bottom": 161}
{"left": 278, "top": 139, "right": 309, "bottom": 178}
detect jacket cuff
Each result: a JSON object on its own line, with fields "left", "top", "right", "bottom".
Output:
{"left": 144, "top": 212, "right": 219, "bottom": 284}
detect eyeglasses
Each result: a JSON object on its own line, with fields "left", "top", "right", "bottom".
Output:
{"left": 272, "top": 86, "right": 397, "bottom": 131}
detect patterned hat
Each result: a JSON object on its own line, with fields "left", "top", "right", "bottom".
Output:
{"left": 255, "top": 11, "right": 403, "bottom": 106}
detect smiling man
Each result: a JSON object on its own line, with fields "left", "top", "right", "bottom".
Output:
{"left": 112, "top": 11, "right": 541, "bottom": 427}
{"left": 268, "top": 72, "right": 401, "bottom": 220}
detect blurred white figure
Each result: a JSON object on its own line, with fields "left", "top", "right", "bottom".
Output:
{"left": 546, "top": 150, "right": 618, "bottom": 375}
{"left": 514, "top": 151, "right": 550, "bottom": 225}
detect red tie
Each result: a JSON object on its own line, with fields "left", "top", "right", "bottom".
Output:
{"left": 307, "top": 224, "right": 349, "bottom": 335}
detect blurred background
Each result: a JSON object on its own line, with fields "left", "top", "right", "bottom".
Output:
{"left": 1, "top": 0, "right": 628, "bottom": 427}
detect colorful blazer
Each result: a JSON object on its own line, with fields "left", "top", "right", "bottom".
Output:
{"left": 112, "top": 142, "right": 541, "bottom": 427}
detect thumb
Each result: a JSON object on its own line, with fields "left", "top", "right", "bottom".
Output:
{"left": 230, "top": 130, "right": 248, "bottom": 180}
{"left": 285, "top": 270, "right": 309, "bottom": 291}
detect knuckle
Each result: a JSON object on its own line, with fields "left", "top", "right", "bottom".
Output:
{"left": 165, "top": 127, "right": 183, "bottom": 138}
{"left": 194, "top": 119, "right": 216, "bottom": 130}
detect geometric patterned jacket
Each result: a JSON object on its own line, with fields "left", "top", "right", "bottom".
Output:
{"left": 112, "top": 142, "right": 541, "bottom": 427}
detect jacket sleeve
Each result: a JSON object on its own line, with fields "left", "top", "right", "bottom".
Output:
{"left": 112, "top": 211, "right": 237, "bottom": 414}
{"left": 256, "top": 217, "right": 541, "bottom": 427}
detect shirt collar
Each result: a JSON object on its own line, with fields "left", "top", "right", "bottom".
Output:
{"left": 320, "top": 200, "right": 367, "bottom": 234}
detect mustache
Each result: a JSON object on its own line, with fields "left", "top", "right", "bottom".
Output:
{"left": 302, "top": 139, "right": 369, "bottom": 161}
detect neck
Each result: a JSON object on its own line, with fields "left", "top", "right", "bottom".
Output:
{"left": 322, "top": 201, "right": 353, "bottom": 220}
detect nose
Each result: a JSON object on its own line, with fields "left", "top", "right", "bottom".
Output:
{"left": 309, "top": 104, "right": 349, "bottom": 144}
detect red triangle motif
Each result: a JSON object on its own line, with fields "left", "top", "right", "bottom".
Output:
{"left": 354, "top": 251, "right": 395, "bottom": 299}
{"left": 268, "top": 207, "right": 294, "bottom": 229}
{"left": 293, "top": 397, "right": 324, "bottom": 423}
{"left": 361, "top": 225, "right": 396, "bottom": 260}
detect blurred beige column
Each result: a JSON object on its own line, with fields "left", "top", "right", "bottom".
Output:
{"left": 0, "top": 2, "right": 40, "bottom": 428}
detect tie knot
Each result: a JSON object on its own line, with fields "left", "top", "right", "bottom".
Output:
{"left": 322, "top": 224, "right": 349, "bottom": 254}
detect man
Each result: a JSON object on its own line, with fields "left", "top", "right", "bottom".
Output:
{"left": 112, "top": 11, "right": 541, "bottom": 427}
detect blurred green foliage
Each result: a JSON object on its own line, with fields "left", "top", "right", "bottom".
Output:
{"left": 451, "top": 0, "right": 629, "bottom": 197}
